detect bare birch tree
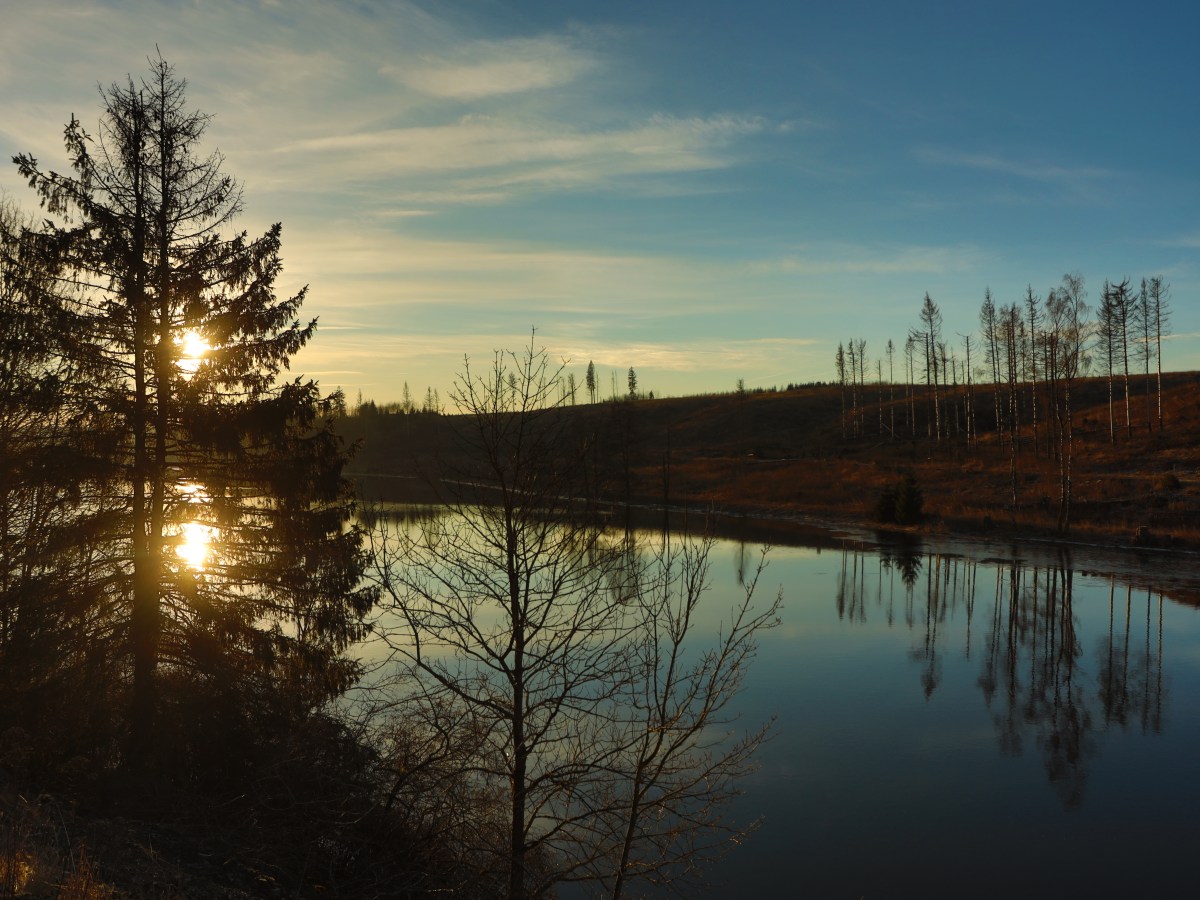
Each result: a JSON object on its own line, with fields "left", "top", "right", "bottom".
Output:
{"left": 1046, "top": 274, "right": 1090, "bottom": 532}
{"left": 1147, "top": 276, "right": 1171, "bottom": 429}
{"left": 980, "top": 288, "right": 1002, "bottom": 435}
{"left": 919, "top": 294, "right": 943, "bottom": 442}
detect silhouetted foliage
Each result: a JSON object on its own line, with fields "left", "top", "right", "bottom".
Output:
{"left": 894, "top": 472, "right": 924, "bottom": 525}
{"left": 875, "top": 484, "right": 897, "bottom": 524}
{"left": 10, "top": 57, "right": 374, "bottom": 778}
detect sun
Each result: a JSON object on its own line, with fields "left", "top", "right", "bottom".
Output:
{"left": 178, "top": 329, "right": 211, "bottom": 374}
{"left": 177, "top": 521, "right": 217, "bottom": 571}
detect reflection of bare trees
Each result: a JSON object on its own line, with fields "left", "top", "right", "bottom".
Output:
{"left": 912, "top": 553, "right": 946, "bottom": 699}
{"left": 838, "top": 543, "right": 1168, "bottom": 808}
{"left": 1098, "top": 581, "right": 1165, "bottom": 735}
{"left": 837, "top": 543, "right": 871, "bottom": 622}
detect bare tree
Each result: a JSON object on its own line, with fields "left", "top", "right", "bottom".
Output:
{"left": 366, "top": 339, "right": 777, "bottom": 899}
{"left": 1047, "top": 273, "right": 1090, "bottom": 532}
{"left": 904, "top": 334, "right": 917, "bottom": 438}
{"left": 1107, "top": 278, "right": 1135, "bottom": 436}
{"left": 835, "top": 342, "right": 847, "bottom": 438}
{"left": 1097, "top": 282, "right": 1119, "bottom": 443}
{"left": 997, "top": 303, "right": 1024, "bottom": 510}
{"left": 846, "top": 339, "right": 859, "bottom": 437}
{"left": 1147, "top": 276, "right": 1171, "bottom": 429}
{"left": 855, "top": 338, "right": 868, "bottom": 435}
{"left": 1024, "top": 286, "right": 1042, "bottom": 454}
{"left": 607, "top": 534, "right": 779, "bottom": 897}
{"left": 876, "top": 357, "right": 883, "bottom": 436}
{"left": 980, "top": 288, "right": 1002, "bottom": 435}
{"left": 886, "top": 338, "right": 896, "bottom": 441}
{"left": 960, "top": 333, "right": 976, "bottom": 448}
{"left": 918, "top": 295, "right": 942, "bottom": 442}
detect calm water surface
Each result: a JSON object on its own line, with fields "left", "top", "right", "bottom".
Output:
{"left": 702, "top": 531, "right": 1200, "bottom": 899}
{"left": 362, "top": 506, "right": 1200, "bottom": 898}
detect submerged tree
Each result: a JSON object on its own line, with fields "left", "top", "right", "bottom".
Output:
{"left": 367, "top": 339, "right": 778, "bottom": 899}
{"left": 13, "top": 57, "right": 373, "bottom": 768}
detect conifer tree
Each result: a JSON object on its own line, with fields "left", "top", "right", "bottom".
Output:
{"left": 0, "top": 200, "right": 128, "bottom": 751}
{"left": 14, "top": 57, "right": 374, "bottom": 766}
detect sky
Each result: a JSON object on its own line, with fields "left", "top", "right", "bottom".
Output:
{"left": 2, "top": 0, "right": 1199, "bottom": 404}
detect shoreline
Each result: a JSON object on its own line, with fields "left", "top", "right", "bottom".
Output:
{"left": 352, "top": 472, "right": 1200, "bottom": 591}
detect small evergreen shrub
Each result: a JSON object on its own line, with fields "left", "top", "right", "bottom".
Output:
{"left": 894, "top": 472, "right": 924, "bottom": 525}
{"left": 875, "top": 485, "right": 897, "bottom": 523}
{"left": 876, "top": 473, "right": 923, "bottom": 525}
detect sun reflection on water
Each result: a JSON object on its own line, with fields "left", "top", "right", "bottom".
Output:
{"left": 175, "top": 481, "right": 216, "bottom": 571}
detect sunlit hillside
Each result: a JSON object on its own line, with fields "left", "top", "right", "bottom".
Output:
{"left": 341, "top": 370, "right": 1200, "bottom": 550}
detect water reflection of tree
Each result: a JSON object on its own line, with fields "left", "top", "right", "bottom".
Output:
{"left": 1098, "top": 581, "right": 1165, "bottom": 735}
{"left": 837, "top": 542, "right": 870, "bottom": 623}
{"left": 837, "top": 545, "right": 1167, "bottom": 808}
{"left": 878, "top": 535, "right": 924, "bottom": 593}
{"left": 1005, "top": 565, "right": 1094, "bottom": 808}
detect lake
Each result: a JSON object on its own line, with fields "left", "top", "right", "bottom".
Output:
{"left": 361, "top": 505, "right": 1200, "bottom": 898}
{"left": 699, "top": 528, "right": 1200, "bottom": 899}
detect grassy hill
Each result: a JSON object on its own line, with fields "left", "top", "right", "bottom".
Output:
{"left": 339, "top": 370, "right": 1200, "bottom": 551}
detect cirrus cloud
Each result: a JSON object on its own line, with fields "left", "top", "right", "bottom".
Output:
{"left": 383, "top": 35, "right": 596, "bottom": 99}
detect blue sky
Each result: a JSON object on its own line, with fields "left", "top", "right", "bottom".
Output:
{"left": 3, "top": 0, "right": 1198, "bottom": 403}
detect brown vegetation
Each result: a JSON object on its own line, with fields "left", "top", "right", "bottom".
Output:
{"left": 344, "top": 370, "right": 1200, "bottom": 553}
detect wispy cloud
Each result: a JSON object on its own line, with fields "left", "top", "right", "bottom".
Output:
{"left": 278, "top": 228, "right": 779, "bottom": 316}
{"left": 258, "top": 114, "right": 770, "bottom": 199}
{"left": 566, "top": 337, "right": 823, "bottom": 373}
{"left": 747, "top": 242, "right": 986, "bottom": 277}
{"left": 914, "top": 146, "right": 1115, "bottom": 185}
{"left": 383, "top": 35, "right": 595, "bottom": 99}
{"left": 1, "top": 3, "right": 776, "bottom": 210}
{"left": 297, "top": 332, "right": 824, "bottom": 392}
{"left": 1164, "top": 233, "right": 1200, "bottom": 249}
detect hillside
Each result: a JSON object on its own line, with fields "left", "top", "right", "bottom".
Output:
{"left": 339, "top": 370, "right": 1200, "bottom": 552}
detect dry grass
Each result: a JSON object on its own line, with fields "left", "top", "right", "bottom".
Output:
{"left": 347, "top": 370, "right": 1200, "bottom": 552}
{"left": 0, "top": 794, "right": 116, "bottom": 899}
{"left": 618, "top": 371, "right": 1200, "bottom": 550}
